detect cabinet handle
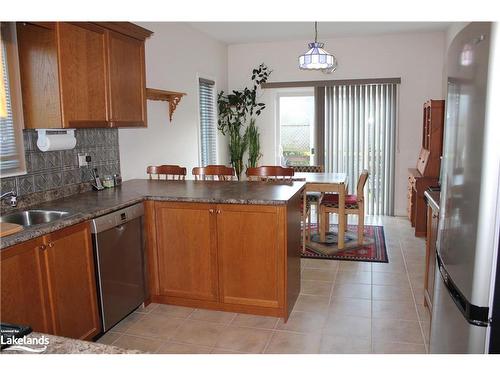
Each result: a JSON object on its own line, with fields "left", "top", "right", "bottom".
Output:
{"left": 216, "top": 209, "right": 221, "bottom": 214}
{"left": 209, "top": 209, "right": 214, "bottom": 214}
{"left": 48, "top": 242, "right": 55, "bottom": 248}
{"left": 39, "top": 244, "right": 47, "bottom": 251}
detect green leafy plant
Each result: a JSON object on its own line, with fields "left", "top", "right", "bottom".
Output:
{"left": 246, "top": 118, "right": 262, "bottom": 168}
{"left": 217, "top": 63, "right": 271, "bottom": 179}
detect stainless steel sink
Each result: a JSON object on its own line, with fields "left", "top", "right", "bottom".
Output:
{"left": 0, "top": 210, "right": 70, "bottom": 227}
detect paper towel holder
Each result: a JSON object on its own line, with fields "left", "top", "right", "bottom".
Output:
{"left": 36, "top": 129, "right": 76, "bottom": 152}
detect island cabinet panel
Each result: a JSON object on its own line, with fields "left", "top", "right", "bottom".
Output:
{"left": 43, "top": 222, "right": 101, "bottom": 340}
{"left": 107, "top": 30, "right": 146, "bottom": 127}
{"left": 154, "top": 202, "right": 219, "bottom": 302}
{"left": 57, "top": 22, "right": 108, "bottom": 128}
{"left": 217, "top": 205, "right": 284, "bottom": 309}
{"left": 0, "top": 237, "right": 52, "bottom": 333}
{"left": 148, "top": 198, "right": 300, "bottom": 320}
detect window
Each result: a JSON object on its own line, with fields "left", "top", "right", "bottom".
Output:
{"left": 325, "top": 83, "right": 398, "bottom": 215}
{"left": 1, "top": 22, "right": 26, "bottom": 177}
{"left": 198, "top": 78, "right": 216, "bottom": 166}
{"left": 277, "top": 91, "right": 315, "bottom": 166}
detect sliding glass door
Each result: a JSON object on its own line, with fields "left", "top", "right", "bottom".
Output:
{"left": 325, "top": 83, "right": 398, "bottom": 215}
{"left": 277, "top": 91, "right": 315, "bottom": 166}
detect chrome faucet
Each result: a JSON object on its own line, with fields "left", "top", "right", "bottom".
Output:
{"left": 1, "top": 190, "right": 18, "bottom": 207}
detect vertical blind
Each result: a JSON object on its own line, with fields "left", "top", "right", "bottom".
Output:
{"left": 0, "top": 23, "right": 25, "bottom": 177}
{"left": 199, "top": 78, "right": 217, "bottom": 166}
{"left": 325, "top": 83, "right": 398, "bottom": 215}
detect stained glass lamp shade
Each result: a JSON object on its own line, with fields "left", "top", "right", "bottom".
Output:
{"left": 298, "top": 22, "right": 337, "bottom": 71}
{"left": 298, "top": 42, "right": 337, "bottom": 70}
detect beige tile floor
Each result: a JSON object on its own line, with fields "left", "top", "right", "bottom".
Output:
{"left": 97, "top": 216, "right": 430, "bottom": 354}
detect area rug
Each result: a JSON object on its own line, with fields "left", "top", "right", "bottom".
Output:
{"left": 301, "top": 224, "right": 388, "bottom": 263}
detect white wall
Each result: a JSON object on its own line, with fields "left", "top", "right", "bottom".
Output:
{"left": 119, "top": 22, "right": 228, "bottom": 181}
{"left": 228, "top": 32, "right": 446, "bottom": 216}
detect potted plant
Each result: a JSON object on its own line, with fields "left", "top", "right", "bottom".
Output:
{"left": 217, "top": 64, "right": 271, "bottom": 179}
{"left": 246, "top": 118, "right": 262, "bottom": 169}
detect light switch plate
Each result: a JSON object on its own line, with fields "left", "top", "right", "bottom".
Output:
{"left": 78, "top": 153, "right": 89, "bottom": 167}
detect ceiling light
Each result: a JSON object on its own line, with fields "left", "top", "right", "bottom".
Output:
{"left": 298, "top": 22, "right": 337, "bottom": 72}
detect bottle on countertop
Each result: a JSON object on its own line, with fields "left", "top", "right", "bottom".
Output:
{"left": 102, "top": 175, "right": 114, "bottom": 189}
{"left": 113, "top": 174, "right": 122, "bottom": 186}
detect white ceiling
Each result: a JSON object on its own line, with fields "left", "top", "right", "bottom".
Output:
{"left": 188, "top": 22, "right": 452, "bottom": 45}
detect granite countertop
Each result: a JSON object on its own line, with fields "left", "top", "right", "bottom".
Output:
{"left": 1, "top": 332, "right": 141, "bottom": 354}
{"left": 1, "top": 179, "right": 305, "bottom": 249}
{"left": 424, "top": 190, "right": 440, "bottom": 212}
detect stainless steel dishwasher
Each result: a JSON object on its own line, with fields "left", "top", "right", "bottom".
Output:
{"left": 90, "top": 203, "right": 147, "bottom": 332}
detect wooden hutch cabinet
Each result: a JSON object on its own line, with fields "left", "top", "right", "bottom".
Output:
{"left": 408, "top": 99, "right": 445, "bottom": 237}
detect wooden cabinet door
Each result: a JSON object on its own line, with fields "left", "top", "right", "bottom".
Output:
{"left": 43, "top": 222, "right": 101, "bottom": 340}
{"left": 17, "top": 22, "right": 63, "bottom": 129}
{"left": 57, "top": 22, "right": 108, "bottom": 128}
{"left": 106, "top": 30, "right": 146, "bottom": 127}
{"left": 217, "top": 204, "right": 285, "bottom": 308}
{"left": 0, "top": 237, "right": 53, "bottom": 333}
{"left": 155, "top": 202, "right": 218, "bottom": 301}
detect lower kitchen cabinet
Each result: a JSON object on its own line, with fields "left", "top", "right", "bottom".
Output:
{"left": 217, "top": 205, "right": 284, "bottom": 308}
{"left": 148, "top": 200, "right": 298, "bottom": 319}
{"left": 154, "top": 202, "right": 219, "bottom": 302}
{"left": 0, "top": 222, "right": 100, "bottom": 340}
{"left": 44, "top": 223, "right": 101, "bottom": 340}
{"left": 1, "top": 237, "right": 52, "bottom": 333}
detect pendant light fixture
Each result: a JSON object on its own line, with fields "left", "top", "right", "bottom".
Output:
{"left": 298, "top": 22, "right": 337, "bottom": 72}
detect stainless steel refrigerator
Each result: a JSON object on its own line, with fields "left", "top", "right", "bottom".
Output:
{"left": 430, "top": 22, "right": 500, "bottom": 353}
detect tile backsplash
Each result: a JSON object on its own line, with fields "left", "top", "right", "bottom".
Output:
{"left": 1, "top": 128, "right": 121, "bottom": 197}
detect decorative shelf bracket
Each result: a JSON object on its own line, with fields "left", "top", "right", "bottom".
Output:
{"left": 146, "top": 88, "right": 186, "bottom": 122}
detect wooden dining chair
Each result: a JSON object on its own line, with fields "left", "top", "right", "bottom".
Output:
{"left": 192, "top": 165, "right": 235, "bottom": 181}
{"left": 146, "top": 165, "right": 187, "bottom": 180}
{"left": 291, "top": 165, "right": 325, "bottom": 237}
{"left": 246, "top": 166, "right": 295, "bottom": 182}
{"left": 319, "top": 170, "right": 369, "bottom": 245}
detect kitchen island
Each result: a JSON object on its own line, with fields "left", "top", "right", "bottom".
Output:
{"left": 1, "top": 179, "right": 305, "bottom": 324}
{"left": 142, "top": 180, "right": 304, "bottom": 321}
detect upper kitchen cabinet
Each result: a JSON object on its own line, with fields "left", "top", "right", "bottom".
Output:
{"left": 106, "top": 31, "right": 147, "bottom": 127}
{"left": 16, "top": 23, "right": 63, "bottom": 129}
{"left": 16, "top": 22, "right": 152, "bottom": 129}
{"left": 57, "top": 23, "right": 109, "bottom": 128}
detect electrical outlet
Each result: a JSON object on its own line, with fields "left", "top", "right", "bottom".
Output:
{"left": 78, "top": 153, "right": 90, "bottom": 167}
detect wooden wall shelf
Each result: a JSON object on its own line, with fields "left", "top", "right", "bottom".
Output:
{"left": 146, "top": 88, "right": 186, "bottom": 122}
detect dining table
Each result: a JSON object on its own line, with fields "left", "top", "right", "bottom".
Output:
{"left": 293, "top": 172, "right": 348, "bottom": 250}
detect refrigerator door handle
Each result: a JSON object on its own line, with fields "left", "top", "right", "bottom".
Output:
{"left": 437, "top": 253, "right": 490, "bottom": 327}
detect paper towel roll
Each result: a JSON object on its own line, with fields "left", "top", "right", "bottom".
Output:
{"left": 37, "top": 134, "right": 77, "bottom": 152}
